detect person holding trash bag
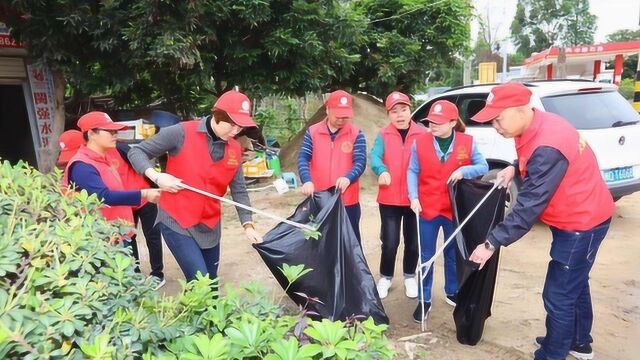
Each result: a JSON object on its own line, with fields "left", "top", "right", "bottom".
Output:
{"left": 370, "top": 91, "right": 427, "bottom": 299}
{"left": 128, "top": 90, "right": 263, "bottom": 283}
{"left": 297, "top": 90, "right": 367, "bottom": 243}
{"left": 407, "top": 100, "right": 488, "bottom": 324}
{"left": 468, "top": 83, "right": 614, "bottom": 360}
{"left": 62, "top": 112, "right": 162, "bottom": 243}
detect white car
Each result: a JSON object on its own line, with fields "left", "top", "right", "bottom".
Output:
{"left": 412, "top": 80, "right": 640, "bottom": 209}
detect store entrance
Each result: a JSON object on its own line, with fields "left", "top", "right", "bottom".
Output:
{"left": 0, "top": 84, "right": 37, "bottom": 166}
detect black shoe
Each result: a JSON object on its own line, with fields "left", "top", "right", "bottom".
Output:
{"left": 569, "top": 343, "right": 594, "bottom": 360}
{"left": 534, "top": 337, "right": 594, "bottom": 360}
{"left": 445, "top": 294, "right": 457, "bottom": 307}
{"left": 412, "top": 302, "right": 431, "bottom": 323}
{"left": 534, "top": 336, "right": 544, "bottom": 347}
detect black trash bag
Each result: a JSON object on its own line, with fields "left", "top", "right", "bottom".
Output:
{"left": 449, "top": 179, "right": 506, "bottom": 345}
{"left": 253, "top": 190, "right": 389, "bottom": 325}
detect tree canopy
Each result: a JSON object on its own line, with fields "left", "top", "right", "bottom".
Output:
{"left": 346, "top": 0, "right": 472, "bottom": 95}
{"left": 2, "top": 0, "right": 472, "bottom": 115}
{"left": 606, "top": 29, "right": 640, "bottom": 80}
{"left": 510, "top": 0, "right": 597, "bottom": 57}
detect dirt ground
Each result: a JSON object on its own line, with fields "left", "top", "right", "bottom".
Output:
{"left": 136, "top": 187, "right": 640, "bottom": 359}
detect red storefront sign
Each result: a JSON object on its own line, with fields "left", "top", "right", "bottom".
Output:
{"left": 27, "top": 64, "right": 56, "bottom": 149}
{"left": 0, "top": 22, "right": 24, "bottom": 48}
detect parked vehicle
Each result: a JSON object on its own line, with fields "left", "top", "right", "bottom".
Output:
{"left": 412, "top": 80, "right": 640, "bottom": 210}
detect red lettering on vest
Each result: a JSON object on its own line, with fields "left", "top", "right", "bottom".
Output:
{"left": 159, "top": 121, "right": 241, "bottom": 229}
{"left": 516, "top": 110, "right": 614, "bottom": 230}
{"left": 416, "top": 132, "right": 473, "bottom": 220}
{"left": 377, "top": 123, "right": 428, "bottom": 206}
{"left": 308, "top": 119, "right": 360, "bottom": 206}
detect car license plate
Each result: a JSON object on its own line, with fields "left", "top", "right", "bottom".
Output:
{"left": 604, "top": 166, "right": 634, "bottom": 183}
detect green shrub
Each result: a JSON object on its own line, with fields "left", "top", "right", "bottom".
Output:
{"left": 254, "top": 97, "right": 304, "bottom": 144}
{"left": 0, "top": 161, "right": 394, "bottom": 359}
{"left": 618, "top": 78, "right": 635, "bottom": 101}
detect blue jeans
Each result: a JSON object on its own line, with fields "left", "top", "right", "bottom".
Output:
{"left": 534, "top": 219, "right": 611, "bottom": 360}
{"left": 159, "top": 223, "right": 220, "bottom": 282}
{"left": 345, "top": 203, "right": 362, "bottom": 243}
{"left": 418, "top": 215, "right": 457, "bottom": 302}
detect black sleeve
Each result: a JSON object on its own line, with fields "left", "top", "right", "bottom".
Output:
{"left": 487, "top": 146, "right": 568, "bottom": 248}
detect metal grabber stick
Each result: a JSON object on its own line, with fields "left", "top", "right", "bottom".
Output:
{"left": 415, "top": 178, "right": 504, "bottom": 331}
{"left": 178, "top": 183, "right": 315, "bottom": 231}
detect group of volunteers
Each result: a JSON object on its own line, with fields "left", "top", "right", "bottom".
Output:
{"left": 59, "top": 82, "right": 613, "bottom": 360}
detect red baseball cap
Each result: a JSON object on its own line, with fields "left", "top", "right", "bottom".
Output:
{"left": 77, "top": 111, "right": 128, "bottom": 132}
{"left": 325, "top": 90, "right": 353, "bottom": 118}
{"left": 214, "top": 90, "right": 256, "bottom": 127}
{"left": 57, "top": 130, "right": 84, "bottom": 164}
{"left": 425, "top": 100, "right": 459, "bottom": 124}
{"left": 472, "top": 83, "right": 532, "bottom": 123}
{"left": 385, "top": 91, "right": 411, "bottom": 111}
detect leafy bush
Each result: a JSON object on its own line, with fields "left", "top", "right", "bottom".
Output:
{"left": 254, "top": 97, "right": 304, "bottom": 144}
{"left": 0, "top": 161, "right": 394, "bottom": 359}
{"left": 618, "top": 78, "right": 635, "bottom": 101}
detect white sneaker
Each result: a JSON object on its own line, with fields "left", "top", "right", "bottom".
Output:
{"left": 377, "top": 278, "right": 392, "bottom": 299}
{"left": 148, "top": 276, "right": 166, "bottom": 290}
{"left": 404, "top": 277, "right": 418, "bottom": 298}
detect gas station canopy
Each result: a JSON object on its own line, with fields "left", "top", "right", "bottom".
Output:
{"left": 521, "top": 41, "right": 640, "bottom": 84}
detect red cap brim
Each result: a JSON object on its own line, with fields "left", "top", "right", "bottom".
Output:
{"left": 328, "top": 107, "right": 353, "bottom": 118}
{"left": 99, "top": 122, "right": 129, "bottom": 131}
{"left": 227, "top": 112, "right": 257, "bottom": 127}
{"left": 471, "top": 105, "right": 504, "bottom": 123}
{"left": 57, "top": 149, "right": 75, "bottom": 164}
{"left": 426, "top": 113, "right": 453, "bottom": 124}
{"left": 386, "top": 100, "right": 411, "bottom": 111}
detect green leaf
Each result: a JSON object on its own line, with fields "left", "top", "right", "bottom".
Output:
{"left": 278, "top": 264, "right": 313, "bottom": 286}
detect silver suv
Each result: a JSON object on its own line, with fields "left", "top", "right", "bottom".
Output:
{"left": 412, "top": 80, "right": 640, "bottom": 209}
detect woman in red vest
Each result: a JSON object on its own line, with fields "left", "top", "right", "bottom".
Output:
{"left": 127, "top": 90, "right": 263, "bottom": 283}
{"left": 407, "top": 100, "right": 488, "bottom": 324}
{"left": 370, "top": 91, "right": 427, "bottom": 300}
{"left": 58, "top": 127, "right": 166, "bottom": 288}
{"left": 62, "top": 112, "right": 161, "bottom": 243}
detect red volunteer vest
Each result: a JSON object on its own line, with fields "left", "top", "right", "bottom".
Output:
{"left": 106, "top": 148, "right": 151, "bottom": 211}
{"left": 416, "top": 132, "right": 473, "bottom": 220}
{"left": 308, "top": 119, "right": 360, "bottom": 206}
{"left": 516, "top": 109, "right": 614, "bottom": 230}
{"left": 63, "top": 146, "right": 135, "bottom": 225}
{"left": 377, "top": 123, "right": 428, "bottom": 206}
{"left": 159, "top": 121, "right": 241, "bottom": 229}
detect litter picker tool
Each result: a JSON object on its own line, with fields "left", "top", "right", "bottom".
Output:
{"left": 415, "top": 177, "right": 504, "bottom": 331}
{"left": 415, "top": 210, "right": 426, "bottom": 332}
{"left": 178, "top": 182, "right": 315, "bottom": 232}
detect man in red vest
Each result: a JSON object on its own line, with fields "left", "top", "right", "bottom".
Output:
{"left": 297, "top": 90, "right": 367, "bottom": 242}
{"left": 469, "top": 83, "right": 615, "bottom": 360}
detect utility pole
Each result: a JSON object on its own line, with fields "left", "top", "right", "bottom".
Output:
{"left": 463, "top": 57, "right": 472, "bottom": 85}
